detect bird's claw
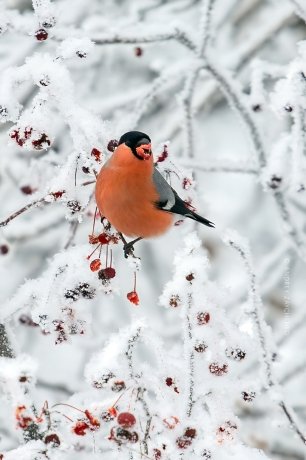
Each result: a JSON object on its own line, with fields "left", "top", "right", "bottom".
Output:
{"left": 123, "top": 243, "right": 135, "bottom": 258}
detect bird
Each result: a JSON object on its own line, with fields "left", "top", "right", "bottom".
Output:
{"left": 95, "top": 131, "right": 214, "bottom": 256}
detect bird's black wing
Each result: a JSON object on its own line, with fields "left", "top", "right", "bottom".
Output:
{"left": 153, "top": 168, "right": 214, "bottom": 228}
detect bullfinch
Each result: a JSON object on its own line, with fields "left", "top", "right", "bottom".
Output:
{"left": 95, "top": 131, "right": 214, "bottom": 256}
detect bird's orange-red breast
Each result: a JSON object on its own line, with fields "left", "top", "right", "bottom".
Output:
{"left": 95, "top": 143, "right": 173, "bottom": 238}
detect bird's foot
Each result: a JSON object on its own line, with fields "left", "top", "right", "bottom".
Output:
{"left": 123, "top": 242, "right": 135, "bottom": 258}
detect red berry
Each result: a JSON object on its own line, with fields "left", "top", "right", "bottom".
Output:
{"left": 127, "top": 291, "right": 139, "bottom": 306}
{"left": 111, "top": 380, "right": 126, "bottom": 392}
{"left": 98, "top": 267, "right": 116, "bottom": 280}
{"left": 117, "top": 412, "right": 136, "bottom": 428}
{"left": 157, "top": 145, "right": 168, "bottom": 163}
{"left": 90, "top": 259, "right": 101, "bottom": 272}
{"left": 209, "top": 362, "right": 228, "bottom": 376}
{"left": 197, "top": 312, "right": 210, "bottom": 325}
{"left": 72, "top": 421, "right": 89, "bottom": 436}
{"left": 169, "top": 295, "right": 180, "bottom": 307}
{"left": 186, "top": 273, "right": 194, "bottom": 282}
{"left": 0, "top": 245, "right": 9, "bottom": 255}
{"left": 98, "top": 233, "right": 110, "bottom": 244}
{"left": 134, "top": 47, "right": 143, "bottom": 56}
{"left": 107, "top": 140, "right": 118, "bottom": 152}
{"left": 51, "top": 191, "right": 65, "bottom": 199}
{"left": 84, "top": 410, "right": 100, "bottom": 429}
{"left": 44, "top": 433, "right": 60, "bottom": 446}
{"left": 165, "top": 377, "right": 173, "bottom": 386}
{"left": 184, "top": 427, "right": 197, "bottom": 439}
{"left": 153, "top": 448, "right": 161, "bottom": 460}
{"left": 35, "top": 29, "right": 48, "bottom": 41}
{"left": 176, "top": 436, "right": 192, "bottom": 449}
{"left": 91, "top": 148, "right": 101, "bottom": 161}
{"left": 20, "top": 185, "right": 34, "bottom": 195}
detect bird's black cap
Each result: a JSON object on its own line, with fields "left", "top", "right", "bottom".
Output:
{"left": 119, "top": 131, "right": 151, "bottom": 148}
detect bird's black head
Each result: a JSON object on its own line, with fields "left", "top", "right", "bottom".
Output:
{"left": 119, "top": 131, "right": 152, "bottom": 160}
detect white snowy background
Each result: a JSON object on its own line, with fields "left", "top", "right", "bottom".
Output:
{"left": 0, "top": 0, "right": 306, "bottom": 459}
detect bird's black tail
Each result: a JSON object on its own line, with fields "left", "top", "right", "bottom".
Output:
{"left": 187, "top": 211, "right": 215, "bottom": 228}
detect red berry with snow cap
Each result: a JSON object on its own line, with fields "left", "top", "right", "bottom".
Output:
{"left": 117, "top": 412, "right": 136, "bottom": 428}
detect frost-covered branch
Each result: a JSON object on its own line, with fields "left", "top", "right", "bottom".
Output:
{"left": 225, "top": 231, "right": 306, "bottom": 447}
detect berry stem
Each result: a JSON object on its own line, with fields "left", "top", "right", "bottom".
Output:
{"left": 87, "top": 243, "right": 101, "bottom": 260}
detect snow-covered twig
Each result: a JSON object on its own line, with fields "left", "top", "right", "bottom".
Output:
{"left": 225, "top": 232, "right": 306, "bottom": 447}
{"left": 93, "top": 28, "right": 197, "bottom": 52}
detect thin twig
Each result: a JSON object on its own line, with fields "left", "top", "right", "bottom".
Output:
{"left": 0, "top": 196, "right": 47, "bottom": 228}
{"left": 93, "top": 28, "right": 197, "bottom": 52}
{"left": 226, "top": 234, "right": 306, "bottom": 447}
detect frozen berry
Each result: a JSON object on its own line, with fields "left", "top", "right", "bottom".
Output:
{"left": 242, "top": 391, "right": 256, "bottom": 402}
{"left": 127, "top": 291, "right": 139, "bottom": 305}
{"left": 98, "top": 233, "right": 110, "bottom": 244}
{"left": 20, "top": 185, "right": 34, "bottom": 195}
{"left": 184, "top": 427, "right": 196, "bottom": 439}
{"left": 91, "top": 148, "right": 101, "bottom": 161}
{"left": 194, "top": 341, "right": 207, "bottom": 353}
{"left": 176, "top": 436, "right": 192, "bottom": 449}
{"left": 35, "top": 29, "right": 48, "bottom": 41}
{"left": 157, "top": 145, "right": 168, "bottom": 163}
{"left": 225, "top": 347, "right": 246, "bottom": 361}
{"left": 98, "top": 267, "right": 116, "bottom": 280}
{"left": 64, "top": 289, "right": 80, "bottom": 301}
{"left": 186, "top": 273, "right": 194, "bottom": 282}
{"left": 32, "top": 133, "right": 51, "bottom": 150}
{"left": 169, "top": 294, "right": 180, "bottom": 308}
{"left": 107, "top": 139, "right": 119, "bottom": 152}
{"left": 153, "top": 448, "right": 162, "bottom": 460}
{"left": 78, "top": 283, "right": 96, "bottom": 299}
{"left": 165, "top": 377, "right": 173, "bottom": 386}
{"left": 72, "top": 421, "right": 89, "bottom": 436}
{"left": 134, "top": 47, "right": 143, "bottom": 56}
{"left": 111, "top": 380, "right": 126, "bottom": 392}
{"left": 117, "top": 412, "right": 136, "bottom": 428}
{"left": 0, "top": 245, "right": 9, "bottom": 255}
{"left": 209, "top": 362, "right": 228, "bottom": 376}
{"left": 67, "top": 200, "right": 81, "bottom": 214}
{"left": 197, "top": 312, "right": 210, "bottom": 325}
{"left": 44, "top": 433, "right": 60, "bottom": 446}
{"left": 201, "top": 449, "right": 211, "bottom": 459}
{"left": 90, "top": 259, "right": 101, "bottom": 272}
